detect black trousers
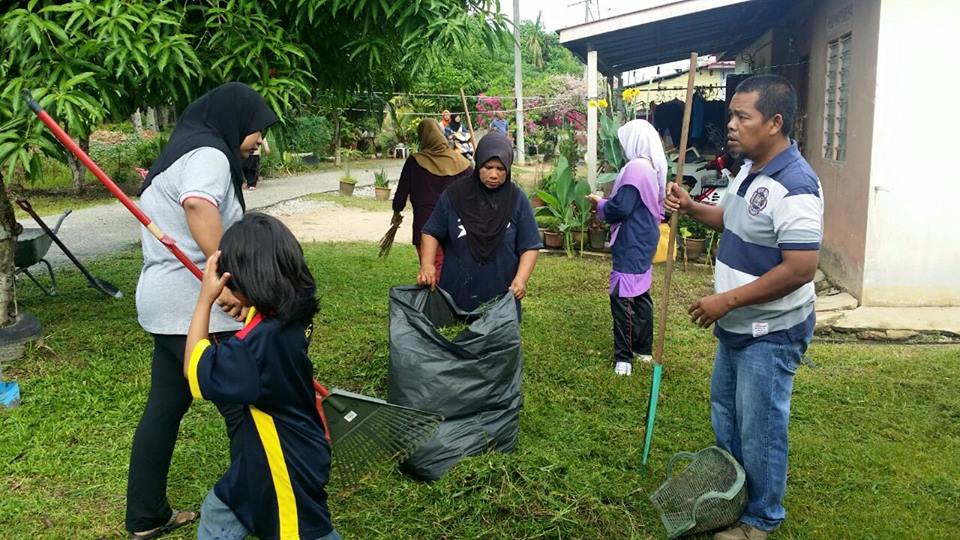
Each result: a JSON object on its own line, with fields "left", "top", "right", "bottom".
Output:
{"left": 610, "top": 291, "right": 654, "bottom": 364}
{"left": 243, "top": 155, "right": 260, "bottom": 187}
{"left": 125, "top": 333, "right": 244, "bottom": 532}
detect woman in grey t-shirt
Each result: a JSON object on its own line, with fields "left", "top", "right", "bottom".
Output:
{"left": 126, "top": 82, "right": 277, "bottom": 539}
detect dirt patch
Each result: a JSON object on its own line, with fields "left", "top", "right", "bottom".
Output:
{"left": 265, "top": 198, "right": 413, "bottom": 244}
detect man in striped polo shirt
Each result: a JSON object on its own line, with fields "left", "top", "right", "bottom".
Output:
{"left": 666, "top": 75, "right": 823, "bottom": 540}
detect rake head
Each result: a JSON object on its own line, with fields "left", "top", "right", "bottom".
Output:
{"left": 318, "top": 388, "right": 443, "bottom": 486}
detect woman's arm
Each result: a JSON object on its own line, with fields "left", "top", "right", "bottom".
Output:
{"left": 510, "top": 250, "right": 539, "bottom": 299}
{"left": 183, "top": 198, "right": 244, "bottom": 319}
{"left": 593, "top": 185, "right": 640, "bottom": 224}
{"left": 392, "top": 158, "right": 413, "bottom": 214}
{"left": 416, "top": 234, "right": 440, "bottom": 290}
{"left": 183, "top": 199, "right": 223, "bottom": 257}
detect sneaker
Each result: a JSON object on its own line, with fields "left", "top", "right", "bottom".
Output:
{"left": 0, "top": 381, "right": 21, "bottom": 408}
{"left": 635, "top": 354, "right": 653, "bottom": 363}
{"left": 713, "top": 522, "right": 769, "bottom": 540}
{"left": 614, "top": 361, "right": 633, "bottom": 376}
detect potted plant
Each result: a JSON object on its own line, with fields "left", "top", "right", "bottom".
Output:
{"left": 374, "top": 168, "right": 390, "bottom": 201}
{"left": 678, "top": 214, "right": 709, "bottom": 260}
{"left": 339, "top": 148, "right": 360, "bottom": 196}
{"left": 535, "top": 155, "right": 591, "bottom": 256}
{"left": 538, "top": 215, "right": 563, "bottom": 249}
{"left": 588, "top": 214, "right": 610, "bottom": 252}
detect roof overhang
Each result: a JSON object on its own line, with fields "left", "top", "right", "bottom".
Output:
{"left": 558, "top": 0, "right": 792, "bottom": 76}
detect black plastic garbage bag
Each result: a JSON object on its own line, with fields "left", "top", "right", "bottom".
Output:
{"left": 387, "top": 286, "right": 523, "bottom": 481}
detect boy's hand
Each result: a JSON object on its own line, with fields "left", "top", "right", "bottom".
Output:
{"left": 201, "top": 251, "right": 231, "bottom": 304}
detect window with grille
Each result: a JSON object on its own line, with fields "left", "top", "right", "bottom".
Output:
{"left": 823, "top": 34, "right": 851, "bottom": 161}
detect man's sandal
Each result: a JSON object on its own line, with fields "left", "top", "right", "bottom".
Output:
{"left": 129, "top": 509, "right": 198, "bottom": 540}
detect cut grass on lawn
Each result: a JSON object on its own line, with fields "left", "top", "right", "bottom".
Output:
{"left": 1, "top": 243, "right": 958, "bottom": 539}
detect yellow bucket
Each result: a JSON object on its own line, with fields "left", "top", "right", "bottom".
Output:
{"left": 653, "top": 223, "right": 672, "bottom": 264}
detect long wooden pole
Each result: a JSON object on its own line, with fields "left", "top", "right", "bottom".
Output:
{"left": 642, "top": 52, "right": 698, "bottom": 466}
{"left": 459, "top": 87, "right": 477, "bottom": 149}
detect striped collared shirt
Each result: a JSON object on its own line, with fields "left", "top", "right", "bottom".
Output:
{"left": 714, "top": 142, "right": 824, "bottom": 347}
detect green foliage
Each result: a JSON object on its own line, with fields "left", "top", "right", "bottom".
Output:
{"left": 409, "top": 18, "right": 583, "bottom": 105}
{"left": 535, "top": 214, "right": 561, "bottom": 233}
{"left": 678, "top": 214, "right": 710, "bottom": 239}
{"left": 283, "top": 115, "right": 335, "bottom": 156}
{"left": 598, "top": 113, "right": 626, "bottom": 185}
{"left": 374, "top": 168, "right": 389, "bottom": 188}
{"left": 88, "top": 133, "right": 167, "bottom": 185}
{"left": 535, "top": 156, "right": 591, "bottom": 255}
{"left": 556, "top": 129, "right": 583, "bottom": 169}
{"left": 0, "top": 0, "right": 201, "bottom": 182}
{"left": 0, "top": 0, "right": 509, "bottom": 184}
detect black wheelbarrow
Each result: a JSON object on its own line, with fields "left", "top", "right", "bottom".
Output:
{"left": 14, "top": 199, "right": 122, "bottom": 298}
{"left": 15, "top": 210, "right": 71, "bottom": 296}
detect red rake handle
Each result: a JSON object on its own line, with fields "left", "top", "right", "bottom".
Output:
{"left": 23, "top": 92, "right": 202, "bottom": 280}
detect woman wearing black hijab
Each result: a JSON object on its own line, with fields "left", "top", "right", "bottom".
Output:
{"left": 417, "top": 131, "right": 541, "bottom": 312}
{"left": 126, "top": 82, "right": 277, "bottom": 539}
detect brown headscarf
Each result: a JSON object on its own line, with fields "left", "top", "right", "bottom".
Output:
{"left": 412, "top": 119, "right": 471, "bottom": 177}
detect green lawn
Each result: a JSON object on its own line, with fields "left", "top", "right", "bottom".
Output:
{"left": 1, "top": 245, "right": 957, "bottom": 539}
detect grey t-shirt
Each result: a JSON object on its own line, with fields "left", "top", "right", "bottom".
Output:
{"left": 136, "top": 147, "right": 244, "bottom": 335}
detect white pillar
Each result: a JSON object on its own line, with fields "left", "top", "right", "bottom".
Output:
{"left": 513, "top": 0, "right": 525, "bottom": 165}
{"left": 587, "top": 49, "right": 598, "bottom": 190}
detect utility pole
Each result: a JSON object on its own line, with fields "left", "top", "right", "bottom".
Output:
{"left": 513, "top": 0, "right": 525, "bottom": 165}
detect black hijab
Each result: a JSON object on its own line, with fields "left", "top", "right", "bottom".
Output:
{"left": 140, "top": 82, "right": 278, "bottom": 210}
{"left": 446, "top": 131, "right": 517, "bottom": 262}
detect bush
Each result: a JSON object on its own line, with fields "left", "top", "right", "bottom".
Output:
{"left": 88, "top": 133, "right": 167, "bottom": 185}
{"left": 535, "top": 214, "right": 561, "bottom": 232}
{"left": 283, "top": 115, "right": 334, "bottom": 156}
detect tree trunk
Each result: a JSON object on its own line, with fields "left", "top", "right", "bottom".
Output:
{"left": 68, "top": 136, "right": 90, "bottom": 193}
{"left": 131, "top": 108, "right": 143, "bottom": 136}
{"left": 0, "top": 171, "right": 19, "bottom": 327}
{"left": 334, "top": 111, "right": 342, "bottom": 166}
{"left": 146, "top": 106, "right": 158, "bottom": 131}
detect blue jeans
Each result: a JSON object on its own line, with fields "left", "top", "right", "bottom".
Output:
{"left": 198, "top": 489, "right": 342, "bottom": 540}
{"left": 710, "top": 337, "right": 808, "bottom": 532}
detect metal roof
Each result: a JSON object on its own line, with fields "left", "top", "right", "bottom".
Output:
{"left": 558, "top": 0, "right": 792, "bottom": 76}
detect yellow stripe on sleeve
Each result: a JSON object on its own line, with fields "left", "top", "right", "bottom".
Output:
{"left": 250, "top": 406, "right": 300, "bottom": 539}
{"left": 187, "top": 339, "right": 210, "bottom": 400}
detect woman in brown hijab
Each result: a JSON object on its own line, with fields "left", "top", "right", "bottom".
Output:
{"left": 392, "top": 119, "right": 473, "bottom": 275}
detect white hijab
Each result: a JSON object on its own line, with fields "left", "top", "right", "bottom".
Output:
{"left": 617, "top": 119, "right": 668, "bottom": 204}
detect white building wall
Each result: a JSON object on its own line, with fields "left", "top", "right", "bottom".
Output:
{"left": 862, "top": 0, "right": 960, "bottom": 306}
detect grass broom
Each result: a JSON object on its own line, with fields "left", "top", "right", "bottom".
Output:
{"left": 378, "top": 213, "right": 403, "bottom": 258}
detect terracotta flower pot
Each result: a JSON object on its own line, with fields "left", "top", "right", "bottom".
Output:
{"left": 375, "top": 186, "right": 391, "bottom": 201}
{"left": 339, "top": 181, "right": 356, "bottom": 196}
{"left": 683, "top": 237, "right": 706, "bottom": 260}
{"left": 543, "top": 231, "right": 563, "bottom": 249}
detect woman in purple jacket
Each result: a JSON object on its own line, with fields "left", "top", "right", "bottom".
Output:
{"left": 392, "top": 119, "right": 473, "bottom": 276}
{"left": 588, "top": 119, "right": 667, "bottom": 376}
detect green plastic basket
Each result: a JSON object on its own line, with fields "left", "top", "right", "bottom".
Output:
{"left": 649, "top": 446, "right": 747, "bottom": 539}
